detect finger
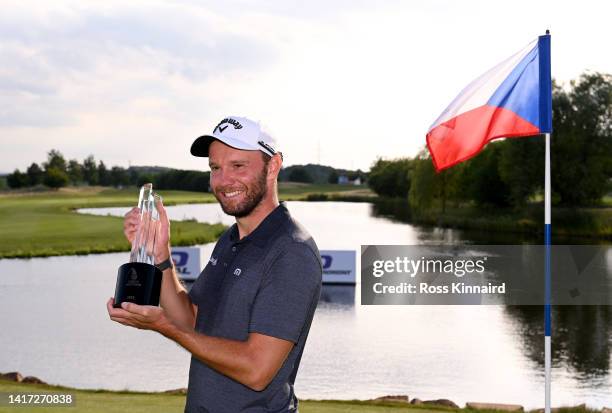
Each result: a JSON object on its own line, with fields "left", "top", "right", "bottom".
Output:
{"left": 123, "top": 211, "right": 140, "bottom": 227}
{"left": 109, "top": 306, "right": 148, "bottom": 324}
{"left": 157, "top": 199, "right": 170, "bottom": 228}
{"left": 124, "top": 207, "right": 140, "bottom": 218}
{"left": 123, "top": 219, "right": 139, "bottom": 241}
{"left": 123, "top": 217, "right": 140, "bottom": 230}
{"left": 157, "top": 198, "right": 166, "bottom": 216}
{"left": 124, "top": 215, "right": 139, "bottom": 226}
{"left": 121, "top": 301, "right": 149, "bottom": 316}
{"left": 107, "top": 297, "right": 117, "bottom": 315}
{"left": 110, "top": 316, "right": 139, "bottom": 328}
{"left": 123, "top": 224, "right": 137, "bottom": 238}
{"left": 108, "top": 303, "right": 137, "bottom": 319}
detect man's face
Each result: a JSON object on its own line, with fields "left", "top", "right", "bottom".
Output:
{"left": 208, "top": 141, "right": 269, "bottom": 218}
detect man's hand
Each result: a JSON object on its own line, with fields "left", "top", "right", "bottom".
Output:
{"left": 106, "top": 297, "right": 292, "bottom": 391}
{"left": 106, "top": 298, "right": 172, "bottom": 335}
{"left": 122, "top": 207, "right": 140, "bottom": 244}
{"left": 123, "top": 197, "right": 171, "bottom": 263}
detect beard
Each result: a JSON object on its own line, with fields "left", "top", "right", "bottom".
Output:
{"left": 213, "top": 164, "right": 268, "bottom": 218}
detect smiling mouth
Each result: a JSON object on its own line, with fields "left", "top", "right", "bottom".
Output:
{"left": 222, "top": 190, "right": 244, "bottom": 199}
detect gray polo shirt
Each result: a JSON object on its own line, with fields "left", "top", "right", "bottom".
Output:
{"left": 185, "top": 203, "right": 322, "bottom": 413}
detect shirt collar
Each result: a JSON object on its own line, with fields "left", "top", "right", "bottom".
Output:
{"left": 228, "top": 202, "right": 291, "bottom": 248}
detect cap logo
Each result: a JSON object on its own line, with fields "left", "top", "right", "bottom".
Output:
{"left": 257, "top": 141, "right": 276, "bottom": 155}
{"left": 214, "top": 118, "right": 243, "bottom": 134}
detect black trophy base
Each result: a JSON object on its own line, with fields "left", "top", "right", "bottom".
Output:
{"left": 114, "top": 262, "right": 162, "bottom": 308}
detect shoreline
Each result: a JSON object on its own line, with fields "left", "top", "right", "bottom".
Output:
{"left": 0, "top": 186, "right": 610, "bottom": 260}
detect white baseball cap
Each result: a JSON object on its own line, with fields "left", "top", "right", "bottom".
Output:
{"left": 190, "top": 115, "right": 280, "bottom": 158}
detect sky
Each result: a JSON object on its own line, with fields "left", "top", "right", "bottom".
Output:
{"left": 1, "top": 0, "right": 611, "bottom": 173}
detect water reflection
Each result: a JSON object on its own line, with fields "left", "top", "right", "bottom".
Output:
{"left": 370, "top": 198, "right": 611, "bottom": 245}
{"left": 320, "top": 285, "right": 355, "bottom": 306}
{"left": 372, "top": 199, "right": 612, "bottom": 396}
{"left": 507, "top": 305, "right": 612, "bottom": 378}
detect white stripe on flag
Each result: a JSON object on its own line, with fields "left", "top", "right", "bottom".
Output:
{"left": 428, "top": 39, "right": 537, "bottom": 131}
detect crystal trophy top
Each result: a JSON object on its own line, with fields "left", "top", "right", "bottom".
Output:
{"left": 113, "top": 183, "right": 163, "bottom": 307}
{"left": 129, "top": 183, "right": 161, "bottom": 265}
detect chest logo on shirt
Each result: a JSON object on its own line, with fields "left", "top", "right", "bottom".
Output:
{"left": 209, "top": 257, "right": 218, "bottom": 266}
{"left": 233, "top": 268, "right": 242, "bottom": 276}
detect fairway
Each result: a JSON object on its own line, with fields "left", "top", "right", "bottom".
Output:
{"left": 0, "top": 187, "right": 224, "bottom": 258}
{"left": 0, "top": 184, "right": 369, "bottom": 258}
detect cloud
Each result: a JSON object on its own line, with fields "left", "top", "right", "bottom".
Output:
{"left": 0, "top": 1, "right": 278, "bottom": 129}
{"left": 1, "top": 1, "right": 611, "bottom": 173}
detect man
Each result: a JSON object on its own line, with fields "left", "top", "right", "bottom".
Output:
{"left": 107, "top": 116, "right": 322, "bottom": 412}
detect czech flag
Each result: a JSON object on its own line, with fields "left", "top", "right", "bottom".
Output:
{"left": 426, "top": 34, "right": 552, "bottom": 172}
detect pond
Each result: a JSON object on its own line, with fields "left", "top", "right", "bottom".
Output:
{"left": 0, "top": 201, "right": 610, "bottom": 408}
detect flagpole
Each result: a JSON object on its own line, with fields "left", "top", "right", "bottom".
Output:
{"left": 544, "top": 131, "right": 551, "bottom": 413}
{"left": 539, "top": 29, "right": 553, "bottom": 413}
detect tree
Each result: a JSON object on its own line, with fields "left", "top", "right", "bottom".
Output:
{"left": 328, "top": 170, "right": 339, "bottom": 184}
{"left": 82, "top": 155, "right": 98, "bottom": 185}
{"left": 26, "top": 163, "right": 44, "bottom": 186}
{"left": 129, "top": 168, "right": 141, "bottom": 186}
{"left": 43, "top": 167, "right": 69, "bottom": 188}
{"left": 137, "top": 174, "right": 155, "bottom": 187}
{"left": 498, "top": 136, "right": 544, "bottom": 207}
{"left": 456, "top": 143, "right": 510, "bottom": 207}
{"left": 408, "top": 151, "right": 461, "bottom": 210}
{"left": 551, "top": 72, "right": 612, "bottom": 205}
{"left": 7, "top": 169, "right": 28, "bottom": 188}
{"left": 98, "top": 161, "right": 110, "bottom": 186}
{"left": 368, "top": 158, "right": 412, "bottom": 198}
{"left": 67, "top": 159, "right": 83, "bottom": 185}
{"left": 110, "top": 166, "right": 129, "bottom": 187}
{"left": 288, "top": 167, "right": 313, "bottom": 183}
{"left": 43, "top": 149, "right": 67, "bottom": 173}
{"left": 408, "top": 157, "right": 438, "bottom": 208}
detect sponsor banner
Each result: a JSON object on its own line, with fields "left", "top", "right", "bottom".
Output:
{"left": 171, "top": 247, "right": 201, "bottom": 281}
{"left": 321, "top": 250, "right": 356, "bottom": 285}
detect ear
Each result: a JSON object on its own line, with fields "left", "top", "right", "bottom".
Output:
{"left": 267, "top": 153, "right": 283, "bottom": 179}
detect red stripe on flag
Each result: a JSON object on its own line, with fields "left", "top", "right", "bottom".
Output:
{"left": 426, "top": 105, "right": 540, "bottom": 172}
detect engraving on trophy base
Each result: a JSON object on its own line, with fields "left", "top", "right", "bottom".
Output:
{"left": 114, "top": 262, "right": 162, "bottom": 308}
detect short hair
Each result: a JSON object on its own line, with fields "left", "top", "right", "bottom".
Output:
{"left": 261, "top": 152, "right": 272, "bottom": 165}
{"left": 260, "top": 151, "right": 283, "bottom": 164}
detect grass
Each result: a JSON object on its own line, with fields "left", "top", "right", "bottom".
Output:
{"left": 0, "top": 184, "right": 370, "bottom": 259}
{"left": 0, "top": 380, "right": 185, "bottom": 413}
{"left": 0, "top": 187, "right": 225, "bottom": 258}
{"left": 278, "top": 182, "right": 375, "bottom": 200}
{"left": 0, "top": 380, "right": 603, "bottom": 413}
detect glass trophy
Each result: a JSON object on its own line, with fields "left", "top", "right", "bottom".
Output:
{"left": 113, "top": 183, "right": 163, "bottom": 308}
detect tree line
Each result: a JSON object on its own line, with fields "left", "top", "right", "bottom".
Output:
{"left": 368, "top": 72, "right": 612, "bottom": 208}
{"left": 5, "top": 151, "right": 212, "bottom": 193}
{"left": 278, "top": 164, "right": 367, "bottom": 184}
{"left": 4, "top": 153, "right": 367, "bottom": 192}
